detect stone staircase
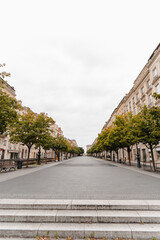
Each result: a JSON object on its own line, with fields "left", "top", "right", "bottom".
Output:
{"left": 0, "top": 199, "right": 160, "bottom": 239}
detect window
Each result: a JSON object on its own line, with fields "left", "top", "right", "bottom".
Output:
{"left": 148, "top": 94, "right": 153, "bottom": 108}
{"left": 141, "top": 87, "right": 144, "bottom": 96}
{"left": 133, "top": 107, "right": 136, "bottom": 115}
{"left": 125, "top": 105, "right": 128, "bottom": 112}
{"left": 136, "top": 92, "right": 139, "bottom": 101}
{"left": 129, "top": 101, "right": 132, "bottom": 111}
{"left": 156, "top": 84, "right": 160, "bottom": 94}
{"left": 153, "top": 68, "right": 158, "bottom": 78}
{"left": 147, "top": 80, "right": 151, "bottom": 89}
{"left": 132, "top": 97, "right": 135, "bottom": 105}
{"left": 149, "top": 94, "right": 152, "bottom": 103}
{"left": 25, "top": 150, "right": 27, "bottom": 158}
{"left": 143, "top": 99, "right": 146, "bottom": 106}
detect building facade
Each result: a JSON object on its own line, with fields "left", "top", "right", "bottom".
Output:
{"left": 101, "top": 43, "right": 160, "bottom": 164}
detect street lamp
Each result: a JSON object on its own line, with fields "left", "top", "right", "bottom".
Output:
{"left": 136, "top": 144, "right": 141, "bottom": 168}
{"left": 37, "top": 146, "right": 41, "bottom": 165}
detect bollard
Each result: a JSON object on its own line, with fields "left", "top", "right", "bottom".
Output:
{"left": 17, "top": 160, "right": 22, "bottom": 169}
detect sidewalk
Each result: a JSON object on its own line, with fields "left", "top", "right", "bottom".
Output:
{"left": 0, "top": 159, "right": 73, "bottom": 183}
{"left": 103, "top": 158, "right": 160, "bottom": 179}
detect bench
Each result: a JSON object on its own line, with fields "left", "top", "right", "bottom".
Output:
{"left": 0, "top": 160, "right": 16, "bottom": 172}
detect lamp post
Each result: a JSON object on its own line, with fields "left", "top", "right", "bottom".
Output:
{"left": 37, "top": 145, "right": 41, "bottom": 165}
{"left": 136, "top": 143, "right": 141, "bottom": 168}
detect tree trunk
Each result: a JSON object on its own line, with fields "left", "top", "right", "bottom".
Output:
{"left": 58, "top": 152, "right": 60, "bottom": 161}
{"left": 116, "top": 150, "right": 119, "bottom": 162}
{"left": 136, "top": 143, "right": 141, "bottom": 168}
{"left": 127, "top": 146, "right": 131, "bottom": 166}
{"left": 150, "top": 144, "right": 156, "bottom": 172}
{"left": 110, "top": 150, "right": 112, "bottom": 161}
{"left": 122, "top": 149, "right": 125, "bottom": 163}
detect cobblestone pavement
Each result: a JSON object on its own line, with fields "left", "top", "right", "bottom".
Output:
{"left": 0, "top": 156, "right": 160, "bottom": 199}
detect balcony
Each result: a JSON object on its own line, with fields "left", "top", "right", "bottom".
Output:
{"left": 152, "top": 75, "right": 159, "bottom": 85}
{"left": 146, "top": 86, "right": 152, "bottom": 94}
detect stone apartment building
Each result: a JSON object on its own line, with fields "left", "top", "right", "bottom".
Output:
{"left": 101, "top": 43, "right": 160, "bottom": 164}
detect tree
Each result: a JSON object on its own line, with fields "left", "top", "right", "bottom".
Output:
{"left": 9, "top": 109, "right": 54, "bottom": 166}
{"left": 106, "top": 125, "right": 122, "bottom": 161}
{"left": 113, "top": 113, "right": 138, "bottom": 165}
{"left": 0, "top": 63, "right": 11, "bottom": 85}
{"left": 153, "top": 92, "right": 160, "bottom": 100}
{"left": 135, "top": 106, "right": 160, "bottom": 171}
{"left": 0, "top": 64, "right": 19, "bottom": 135}
{"left": 51, "top": 135, "right": 68, "bottom": 161}
{"left": 0, "top": 91, "right": 19, "bottom": 135}
{"left": 87, "top": 143, "right": 100, "bottom": 156}
{"left": 77, "top": 147, "right": 84, "bottom": 156}
{"left": 9, "top": 109, "right": 36, "bottom": 165}
{"left": 34, "top": 113, "right": 55, "bottom": 162}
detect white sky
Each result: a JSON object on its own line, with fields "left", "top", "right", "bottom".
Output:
{"left": 0, "top": 0, "right": 160, "bottom": 151}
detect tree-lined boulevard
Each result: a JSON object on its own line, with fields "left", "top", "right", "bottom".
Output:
{"left": 0, "top": 156, "right": 160, "bottom": 200}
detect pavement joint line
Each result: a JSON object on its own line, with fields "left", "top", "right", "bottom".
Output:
{"left": 96, "top": 157, "right": 160, "bottom": 179}
{"left": 0, "top": 158, "right": 74, "bottom": 183}
{"left": 128, "top": 223, "right": 133, "bottom": 239}
{"left": 37, "top": 222, "right": 42, "bottom": 237}
{"left": 136, "top": 210, "right": 142, "bottom": 223}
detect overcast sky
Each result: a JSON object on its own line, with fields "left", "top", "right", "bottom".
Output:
{"left": 0, "top": 0, "right": 160, "bottom": 151}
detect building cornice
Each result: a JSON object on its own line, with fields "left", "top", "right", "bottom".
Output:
{"left": 148, "top": 43, "right": 160, "bottom": 67}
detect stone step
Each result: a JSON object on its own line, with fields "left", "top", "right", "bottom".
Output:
{"left": 0, "top": 222, "right": 160, "bottom": 239}
{"left": 0, "top": 199, "right": 160, "bottom": 210}
{"left": 0, "top": 209, "right": 160, "bottom": 223}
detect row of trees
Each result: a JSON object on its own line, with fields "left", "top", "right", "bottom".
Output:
{"left": 0, "top": 64, "right": 84, "bottom": 165}
{"left": 9, "top": 109, "right": 84, "bottom": 166}
{"left": 87, "top": 104, "right": 160, "bottom": 171}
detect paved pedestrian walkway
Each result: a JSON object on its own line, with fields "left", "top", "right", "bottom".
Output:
{"left": 0, "top": 156, "right": 160, "bottom": 199}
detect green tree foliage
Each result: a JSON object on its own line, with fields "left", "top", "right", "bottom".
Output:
{"left": 135, "top": 106, "right": 160, "bottom": 171}
{"left": 0, "top": 91, "right": 19, "bottom": 135}
{"left": 0, "top": 63, "right": 11, "bottom": 83}
{"left": 89, "top": 106, "right": 160, "bottom": 171}
{"left": 153, "top": 92, "right": 160, "bottom": 100}
{"left": 0, "top": 64, "right": 19, "bottom": 135}
{"left": 77, "top": 147, "right": 84, "bottom": 155}
{"left": 51, "top": 135, "right": 68, "bottom": 160}
{"left": 9, "top": 109, "right": 55, "bottom": 166}
{"left": 34, "top": 113, "right": 55, "bottom": 149}
{"left": 87, "top": 143, "right": 100, "bottom": 156}
{"left": 113, "top": 113, "right": 139, "bottom": 164}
